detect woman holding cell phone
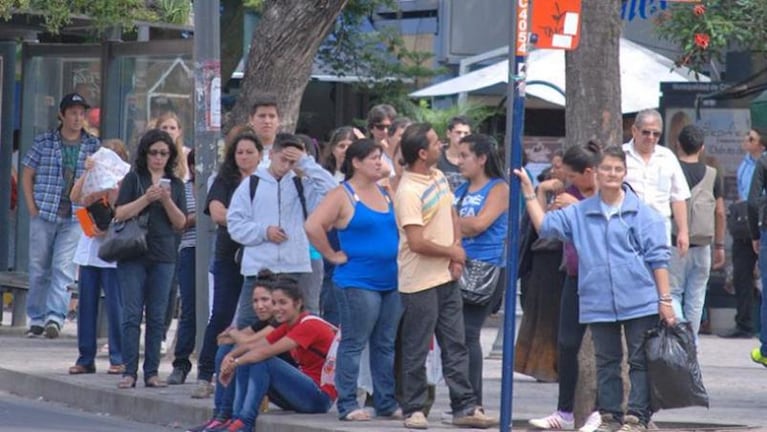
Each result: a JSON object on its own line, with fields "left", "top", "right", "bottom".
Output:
{"left": 113, "top": 129, "right": 187, "bottom": 389}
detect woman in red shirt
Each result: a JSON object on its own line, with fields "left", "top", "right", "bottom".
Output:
{"left": 219, "top": 277, "right": 337, "bottom": 432}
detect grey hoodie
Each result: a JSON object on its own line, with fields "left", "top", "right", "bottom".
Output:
{"left": 227, "top": 155, "right": 336, "bottom": 276}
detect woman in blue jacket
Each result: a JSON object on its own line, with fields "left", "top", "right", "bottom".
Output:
{"left": 514, "top": 146, "right": 676, "bottom": 432}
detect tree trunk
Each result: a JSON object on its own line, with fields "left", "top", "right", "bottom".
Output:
{"left": 227, "top": 0, "right": 349, "bottom": 134}
{"left": 564, "top": 0, "right": 623, "bottom": 427}
{"left": 220, "top": 0, "right": 245, "bottom": 85}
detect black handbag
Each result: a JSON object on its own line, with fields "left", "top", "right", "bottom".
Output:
{"left": 727, "top": 201, "right": 751, "bottom": 240}
{"left": 458, "top": 259, "right": 501, "bottom": 305}
{"left": 98, "top": 174, "right": 149, "bottom": 262}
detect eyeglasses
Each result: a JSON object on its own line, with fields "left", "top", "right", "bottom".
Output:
{"left": 148, "top": 150, "right": 170, "bottom": 157}
{"left": 640, "top": 130, "right": 662, "bottom": 138}
{"left": 373, "top": 123, "right": 391, "bottom": 131}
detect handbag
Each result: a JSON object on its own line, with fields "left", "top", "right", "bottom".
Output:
{"left": 727, "top": 201, "right": 751, "bottom": 240}
{"left": 458, "top": 259, "right": 501, "bottom": 305}
{"left": 98, "top": 174, "right": 149, "bottom": 262}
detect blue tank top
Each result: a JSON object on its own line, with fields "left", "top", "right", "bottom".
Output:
{"left": 454, "top": 179, "right": 508, "bottom": 266}
{"left": 332, "top": 182, "right": 399, "bottom": 291}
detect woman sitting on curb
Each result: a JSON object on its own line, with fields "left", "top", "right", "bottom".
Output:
{"left": 217, "top": 277, "right": 337, "bottom": 432}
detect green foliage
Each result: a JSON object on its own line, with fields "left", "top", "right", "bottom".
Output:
{"left": 403, "top": 101, "right": 499, "bottom": 139}
{"left": 654, "top": 0, "right": 767, "bottom": 72}
{"left": 243, "top": 0, "right": 263, "bottom": 10}
{"left": 0, "top": 0, "right": 189, "bottom": 34}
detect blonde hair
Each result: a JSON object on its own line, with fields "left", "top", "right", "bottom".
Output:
{"left": 154, "top": 112, "right": 187, "bottom": 179}
{"left": 102, "top": 138, "right": 129, "bottom": 162}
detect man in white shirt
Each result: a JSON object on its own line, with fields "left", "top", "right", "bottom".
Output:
{"left": 622, "top": 109, "right": 691, "bottom": 255}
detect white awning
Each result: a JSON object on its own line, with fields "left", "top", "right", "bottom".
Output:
{"left": 410, "top": 38, "right": 710, "bottom": 114}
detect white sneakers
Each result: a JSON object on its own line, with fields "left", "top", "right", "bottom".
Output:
{"left": 528, "top": 410, "right": 602, "bottom": 432}
{"left": 579, "top": 411, "right": 603, "bottom": 432}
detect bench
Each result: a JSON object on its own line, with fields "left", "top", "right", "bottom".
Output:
{"left": 0, "top": 271, "right": 29, "bottom": 327}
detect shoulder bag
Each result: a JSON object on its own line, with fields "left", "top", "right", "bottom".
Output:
{"left": 98, "top": 173, "right": 149, "bottom": 262}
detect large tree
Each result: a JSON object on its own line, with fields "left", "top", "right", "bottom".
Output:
{"left": 564, "top": 0, "right": 623, "bottom": 426}
{"left": 226, "top": 0, "right": 350, "bottom": 133}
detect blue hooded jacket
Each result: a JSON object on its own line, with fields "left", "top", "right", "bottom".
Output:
{"left": 539, "top": 185, "right": 670, "bottom": 323}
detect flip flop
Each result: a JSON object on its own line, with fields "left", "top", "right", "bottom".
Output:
{"left": 342, "top": 408, "right": 371, "bottom": 421}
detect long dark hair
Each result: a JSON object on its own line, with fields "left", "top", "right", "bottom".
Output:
{"left": 340, "top": 139, "right": 383, "bottom": 181}
{"left": 218, "top": 132, "right": 262, "bottom": 186}
{"left": 459, "top": 134, "right": 504, "bottom": 179}
{"left": 323, "top": 126, "right": 355, "bottom": 173}
{"left": 563, "top": 139, "right": 602, "bottom": 173}
{"left": 135, "top": 129, "right": 178, "bottom": 178}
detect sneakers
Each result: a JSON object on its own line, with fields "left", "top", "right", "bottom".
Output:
{"left": 44, "top": 321, "right": 60, "bottom": 339}
{"left": 167, "top": 367, "right": 189, "bottom": 385}
{"left": 751, "top": 347, "right": 767, "bottom": 368}
{"left": 529, "top": 411, "right": 574, "bottom": 429}
{"left": 222, "top": 419, "right": 247, "bottom": 432}
{"left": 404, "top": 411, "right": 429, "bottom": 429}
{"left": 26, "top": 325, "right": 44, "bottom": 338}
{"left": 617, "top": 415, "right": 647, "bottom": 432}
{"left": 452, "top": 407, "right": 495, "bottom": 429}
{"left": 595, "top": 414, "right": 622, "bottom": 432}
{"left": 579, "top": 411, "right": 603, "bottom": 432}
{"left": 185, "top": 417, "right": 226, "bottom": 432}
{"left": 190, "top": 379, "right": 214, "bottom": 399}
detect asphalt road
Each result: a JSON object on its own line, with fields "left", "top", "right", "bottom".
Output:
{"left": 0, "top": 391, "right": 172, "bottom": 431}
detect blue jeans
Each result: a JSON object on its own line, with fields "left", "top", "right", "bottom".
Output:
{"left": 669, "top": 245, "right": 711, "bottom": 342}
{"left": 334, "top": 286, "right": 401, "bottom": 417}
{"left": 198, "top": 258, "right": 243, "bottom": 382}
{"left": 76, "top": 266, "right": 122, "bottom": 367}
{"left": 173, "top": 247, "right": 196, "bottom": 371}
{"left": 27, "top": 217, "right": 81, "bottom": 327}
{"left": 591, "top": 314, "right": 657, "bottom": 425}
{"left": 117, "top": 258, "right": 175, "bottom": 381}
{"left": 319, "top": 270, "right": 339, "bottom": 326}
{"left": 232, "top": 357, "right": 332, "bottom": 429}
{"left": 214, "top": 344, "right": 236, "bottom": 419}
{"left": 757, "top": 231, "right": 767, "bottom": 355}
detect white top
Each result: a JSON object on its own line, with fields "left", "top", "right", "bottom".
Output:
{"left": 73, "top": 234, "right": 116, "bottom": 268}
{"left": 622, "top": 141, "right": 690, "bottom": 219}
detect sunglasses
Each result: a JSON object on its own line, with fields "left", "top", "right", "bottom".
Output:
{"left": 640, "top": 130, "right": 662, "bottom": 138}
{"left": 148, "top": 150, "right": 170, "bottom": 157}
{"left": 372, "top": 123, "right": 391, "bottom": 131}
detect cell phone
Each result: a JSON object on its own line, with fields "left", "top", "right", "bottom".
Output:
{"left": 159, "top": 178, "right": 171, "bottom": 190}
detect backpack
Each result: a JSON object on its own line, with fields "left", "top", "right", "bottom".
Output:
{"left": 299, "top": 315, "right": 339, "bottom": 388}
{"left": 683, "top": 166, "right": 717, "bottom": 245}
{"left": 247, "top": 175, "right": 307, "bottom": 219}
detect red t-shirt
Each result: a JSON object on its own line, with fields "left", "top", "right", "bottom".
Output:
{"left": 266, "top": 312, "right": 337, "bottom": 399}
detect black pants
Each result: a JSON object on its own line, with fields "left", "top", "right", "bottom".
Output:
{"left": 732, "top": 238, "right": 757, "bottom": 332}
{"left": 557, "top": 275, "right": 587, "bottom": 413}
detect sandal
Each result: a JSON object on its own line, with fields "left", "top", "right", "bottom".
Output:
{"left": 117, "top": 376, "right": 136, "bottom": 389}
{"left": 342, "top": 408, "right": 372, "bottom": 421}
{"left": 107, "top": 364, "right": 125, "bottom": 375}
{"left": 68, "top": 364, "right": 95, "bottom": 375}
{"left": 145, "top": 376, "right": 168, "bottom": 388}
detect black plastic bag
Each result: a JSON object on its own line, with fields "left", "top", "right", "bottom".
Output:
{"left": 644, "top": 322, "right": 709, "bottom": 411}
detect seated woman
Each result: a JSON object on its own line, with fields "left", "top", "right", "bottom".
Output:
{"left": 186, "top": 271, "right": 292, "bottom": 432}
{"left": 218, "top": 277, "right": 337, "bottom": 432}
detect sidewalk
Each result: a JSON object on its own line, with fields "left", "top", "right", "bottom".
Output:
{"left": 0, "top": 313, "right": 764, "bottom": 431}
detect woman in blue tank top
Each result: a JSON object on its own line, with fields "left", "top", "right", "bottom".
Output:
{"left": 453, "top": 134, "right": 509, "bottom": 406}
{"left": 305, "top": 139, "right": 401, "bottom": 421}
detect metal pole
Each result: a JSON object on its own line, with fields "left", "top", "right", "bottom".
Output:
{"left": 193, "top": 0, "right": 220, "bottom": 352}
{"left": 0, "top": 41, "right": 16, "bottom": 270}
{"left": 499, "top": 0, "right": 528, "bottom": 430}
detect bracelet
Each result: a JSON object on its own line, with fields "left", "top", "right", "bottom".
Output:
{"left": 658, "top": 300, "right": 673, "bottom": 306}
{"left": 658, "top": 294, "right": 673, "bottom": 301}
{"left": 524, "top": 194, "right": 537, "bottom": 201}
{"left": 233, "top": 357, "right": 240, "bottom": 367}
{"left": 714, "top": 243, "right": 725, "bottom": 249}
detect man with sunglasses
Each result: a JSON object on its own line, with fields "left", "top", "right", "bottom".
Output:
{"left": 623, "top": 109, "right": 691, "bottom": 255}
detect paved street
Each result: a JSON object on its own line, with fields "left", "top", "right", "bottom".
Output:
{"left": 0, "top": 390, "right": 172, "bottom": 431}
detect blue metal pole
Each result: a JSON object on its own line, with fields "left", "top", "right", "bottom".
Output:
{"left": 499, "top": 0, "right": 528, "bottom": 430}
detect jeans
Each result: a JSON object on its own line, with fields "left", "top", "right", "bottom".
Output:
{"left": 320, "top": 269, "right": 339, "bottom": 326}
{"left": 400, "top": 281, "right": 477, "bottom": 416}
{"left": 591, "top": 314, "right": 658, "bottom": 426}
{"left": 757, "top": 231, "right": 767, "bottom": 355}
{"left": 669, "top": 246, "right": 711, "bottom": 341}
{"left": 117, "top": 258, "right": 175, "bottom": 381}
{"left": 173, "top": 247, "right": 196, "bottom": 372}
{"left": 27, "top": 217, "right": 81, "bottom": 327}
{"left": 462, "top": 267, "right": 505, "bottom": 406}
{"left": 233, "top": 357, "right": 333, "bottom": 430}
{"left": 76, "top": 266, "right": 123, "bottom": 367}
{"left": 214, "top": 344, "right": 236, "bottom": 419}
{"left": 557, "top": 275, "right": 588, "bottom": 413}
{"left": 334, "top": 286, "right": 401, "bottom": 417}
{"left": 198, "top": 258, "right": 243, "bottom": 382}
{"left": 297, "top": 262, "right": 323, "bottom": 315}
{"left": 732, "top": 238, "right": 757, "bottom": 332}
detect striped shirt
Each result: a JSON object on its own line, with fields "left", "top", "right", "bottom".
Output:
{"left": 179, "top": 180, "right": 196, "bottom": 249}
{"left": 22, "top": 129, "right": 100, "bottom": 223}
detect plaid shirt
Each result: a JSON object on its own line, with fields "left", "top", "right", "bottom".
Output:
{"left": 22, "top": 129, "right": 101, "bottom": 223}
